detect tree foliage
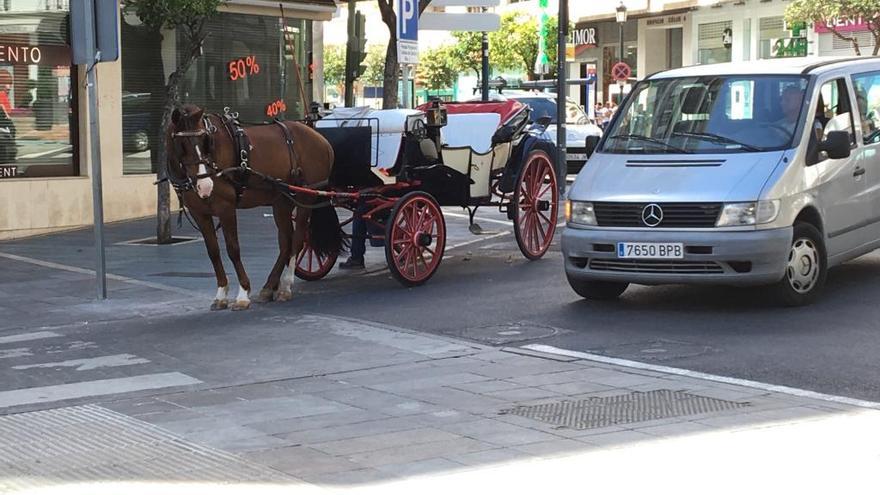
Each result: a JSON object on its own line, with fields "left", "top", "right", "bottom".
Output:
{"left": 785, "top": 0, "right": 880, "bottom": 55}
{"left": 323, "top": 44, "right": 345, "bottom": 87}
{"left": 375, "top": 0, "right": 432, "bottom": 109}
{"left": 417, "top": 45, "right": 461, "bottom": 91}
{"left": 362, "top": 45, "right": 389, "bottom": 86}
{"left": 124, "top": 0, "right": 224, "bottom": 243}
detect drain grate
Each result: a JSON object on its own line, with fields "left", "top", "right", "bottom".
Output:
{"left": 502, "top": 389, "right": 749, "bottom": 430}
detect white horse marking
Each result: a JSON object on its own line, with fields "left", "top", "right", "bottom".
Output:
{"left": 280, "top": 256, "right": 296, "bottom": 292}
{"left": 215, "top": 285, "right": 229, "bottom": 301}
{"left": 196, "top": 163, "right": 214, "bottom": 199}
{"left": 236, "top": 284, "right": 250, "bottom": 304}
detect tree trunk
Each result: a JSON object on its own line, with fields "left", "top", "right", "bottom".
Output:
{"left": 383, "top": 37, "right": 399, "bottom": 109}
{"left": 828, "top": 27, "right": 861, "bottom": 56}
{"left": 156, "top": 37, "right": 204, "bottom": 244}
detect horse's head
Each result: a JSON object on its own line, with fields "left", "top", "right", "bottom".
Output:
{"left": 170, "top": 104, "right": 217, "bottom": 199}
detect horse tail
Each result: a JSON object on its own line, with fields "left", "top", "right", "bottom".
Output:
{"left": 308, "top": 204, "right": 346, "bottom": 258}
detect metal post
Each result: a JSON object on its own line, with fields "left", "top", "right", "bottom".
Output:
{"left": 481, "top": 30, "right": 490, "bottom": 101}
{"left": 556, "top": 0, "right": 568, "bottom": 191}
{"left": 344, "top": 0, "right": 356, "bottom": 107}
{"left": 80, "top": 0, "right": 107, "bottom": 299}
{"left": 618, "top": 22, "right": 624, "bottom": 104}
{"left": 401, "top": 64, "right": 410, "bottom": 108}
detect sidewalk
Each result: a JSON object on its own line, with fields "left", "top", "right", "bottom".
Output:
{"left": 3, "top": 313, "right": 880, "bottom": 493}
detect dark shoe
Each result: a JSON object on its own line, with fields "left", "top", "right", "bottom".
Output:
{"left": 339, "top": 257, "right": 365, "bottom": 269}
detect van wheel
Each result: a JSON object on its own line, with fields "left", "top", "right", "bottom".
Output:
{"left": 567, "top": 275, "right": 629, "bottom": 300}
{"left": 772, "top": 223, "right": 827, "bottom": 306}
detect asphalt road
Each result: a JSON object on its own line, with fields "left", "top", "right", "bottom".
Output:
{"left": 2, "top": 204, "right": 880, "bottom": 406}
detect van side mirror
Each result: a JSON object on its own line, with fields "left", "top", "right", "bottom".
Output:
{"left": 585, "top": 135, "right": 601, "bottom": 158}
{"left": 820, "top": 131, "right": 851, "bottom": 160}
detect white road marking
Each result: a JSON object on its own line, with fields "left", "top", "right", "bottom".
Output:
{"left": 12, "top": 353, "right": 150, "bottom": 372}
{"left": 0, "top": 372, "right": 202, "bottom": 409}
{"left": 0, "top": 252, "right": 203, "bottom": 298}
{"left": 447, "top": 231, "right": 511, "bottom": 250}
{"left": 443, "top": 211, "right": 512, "bottom": 226}
{"left": 522, "top": 344, "right": 880, "bottom": 410}
{"left": 0, "top": 348, "right": 32, "bottom": 359}
{"left": 0, "top": 331, "right": 61, "bottom": 345}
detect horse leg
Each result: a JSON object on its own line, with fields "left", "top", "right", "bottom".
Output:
{"left": 193, "top": 211, "right": 230, "bottom": 311}
{"left": 218, "top": 208, "right": 252, "bottom": 311}
{"left": 281, "top": 206, "right": 310, "bottom": 301}
{"left": 256, "top": 201, "right": 294, "bottom": 303}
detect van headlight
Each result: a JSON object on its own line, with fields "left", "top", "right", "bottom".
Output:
{"left": 567, "top": 200, "right": 597, "bottom": 226}
{"left": 716, "top": 200, "right": 780, "bottom": 227}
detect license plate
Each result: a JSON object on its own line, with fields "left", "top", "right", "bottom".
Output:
{"left": 617, "top": 242, "right": 684, "bottom": 259}
{"left": 566, "top": 153, "right": 588, "bottom": 161}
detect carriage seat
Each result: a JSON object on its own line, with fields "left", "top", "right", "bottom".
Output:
{"left": 440, "top": 113, "right": 501, "bottom": 154}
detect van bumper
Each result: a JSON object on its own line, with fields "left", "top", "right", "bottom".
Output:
{"left": 561, "top": 226, "right": 793, "bottom": 286}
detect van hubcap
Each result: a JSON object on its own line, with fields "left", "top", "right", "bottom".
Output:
{"left": 786, "top": 238, "right": 820, "bottom": 294}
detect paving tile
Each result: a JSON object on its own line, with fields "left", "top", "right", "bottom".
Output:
{"left": 396, "top": 387, "right": 509, "bottom": 414}
{"left": 437, "top": 418, "right": 566, "bottom": 447}
{"left": 538, "top": 381, "right": 617, "bottom": 396}
{"left": 369, "top": 373, "right": 491, "bottom": 393}
{"left": 451, "top": 447, "right": 532, "bottom": 467}
{"left": 277, "top": 416, "right": 430, "bottom": 444}
{"left": 317, "top": 387, "right": 440, "bottom": 417}
{"left": 244, "top": 446, "right": 365, "bottom": 476}
{"left": 576, "top": 430, "right": 657, "bottom": 448}
{"left": 302, "top": 467, "right": 388, "bottom": 486}
{"left": 101, "top": 397, "right": 184, "bottom": 416}
{"left": 310, "top": 428, "right": 464, "bottom": 456}
{"left": 186, "top": 425, "right": 290, "bottom": 453}
{"left": 447, "top": 379, "right": 523, "bottom": 394}
{"left": 633, "top": 420, "right": 718, "bottom": 438}
{"left": 482, "top": 387, "right": 559, "bottom": 403}
{"left": 510, "top": 438, "right": 596, "bottom": 457}
{"left": 373, "top": 457, "right": 466, "bottom": 478}
{"left": 255, "top": 409, "right": 389, "bottom": 435}
{"left": 345, "top": 438, "right": 495, "bottom": 468}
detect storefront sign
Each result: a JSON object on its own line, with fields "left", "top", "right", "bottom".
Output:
{"left": 0, "top": 43, "right": 70, "bottom": 67}
{"left": 815, "top": 17, "right": 871, "bottom": 34}
{"left": 228, "top": 55, "right": 261, "bottom": 81}
{"left": 771, "top": 37, "right": 808, "bottom": 58}
{"left": 0, "top": 165, "right": 17, "bottom": 178}
{"left": 646, "top": 14, "right": 685, "bottom": 27}
{"left": 570, "top": 27, "right": 598, "bottom": 48}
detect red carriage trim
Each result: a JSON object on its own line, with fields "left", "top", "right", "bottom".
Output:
{"left": 416, "top": 100, "right": 526, "bottom": 126}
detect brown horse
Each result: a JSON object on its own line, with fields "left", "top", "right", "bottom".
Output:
{"left": 167, "top": 104, "right": 342, "bottom": 310}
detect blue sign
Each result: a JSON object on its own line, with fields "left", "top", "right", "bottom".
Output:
{"left": 397, "top": 0, "right": 418, "bottom": 42}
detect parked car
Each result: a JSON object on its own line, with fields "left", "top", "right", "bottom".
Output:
{"left": 470, "top": 91, "right": 602, "bottom": 175}
{"left": 563, "top": 57, "right": 880, "bottom": 306}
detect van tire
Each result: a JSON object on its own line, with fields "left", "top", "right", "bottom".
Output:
{"left": 772, "top": 223, "right": 827, "bottom": 306}
{"left": 567, "top": 275, "right": 629, "bottom": 300}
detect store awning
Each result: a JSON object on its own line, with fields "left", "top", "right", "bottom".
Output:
{"left": 574, "top": 0, "right": 732, "bottom": 24}
{"left": 223, "top": 0, "right": 338, "bottom": 21}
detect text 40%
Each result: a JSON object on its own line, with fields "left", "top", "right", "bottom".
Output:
{"left": 228, "top": 56, "right": 260, "bottom": 81}
{"left": 266, "top": 99, "right": 287, "bottom": 117}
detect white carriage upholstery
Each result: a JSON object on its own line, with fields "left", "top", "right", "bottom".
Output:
{"left": 439, "top": 113, "right": 505, "bottom": 198}
{"left": 317, "top": 108, "right": 425, "bottom": 178}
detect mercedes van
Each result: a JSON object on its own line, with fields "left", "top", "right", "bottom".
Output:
{"left": 562, "top": 57, "right": 880, "bottom": 306}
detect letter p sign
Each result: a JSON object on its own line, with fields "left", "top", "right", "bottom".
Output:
{"left": 397, "top": 0, "right": 418, "bottom": 42}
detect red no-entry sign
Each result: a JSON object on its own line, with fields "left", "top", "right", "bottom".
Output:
{"left": 612, "top": 62, "right": 631, "bottom": 82}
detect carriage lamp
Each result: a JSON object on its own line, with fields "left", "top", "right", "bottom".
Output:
{"left": 567, "top": 201, "right": 597, "bottom": 226}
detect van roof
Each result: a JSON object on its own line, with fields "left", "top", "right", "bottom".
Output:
{"left": 649, "top": 56, "right": 879, "bottom": 80}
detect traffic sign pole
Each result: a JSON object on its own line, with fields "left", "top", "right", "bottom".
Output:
{"left": 556, "top": 0, "right": 567, "bottom": 193}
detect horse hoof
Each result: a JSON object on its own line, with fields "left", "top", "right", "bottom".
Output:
{"left": 210, "top": 299, "right": 229, "bottom": 311}
{"left": 275, "top": 289, "right": 293, "bottom": 302}
{"left": 231, "top": 300, "right": 251, "bottom": 311}
{"left": 254, "top": 289, "right": 275, "bottom": 303}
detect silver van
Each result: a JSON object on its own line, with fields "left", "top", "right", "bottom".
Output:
{"left": 562, "top": 57, "right": 880, "bottom": 306}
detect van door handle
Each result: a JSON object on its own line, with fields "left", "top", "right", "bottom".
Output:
{"left": 854, "top": 167, "right": 866, "bottom": 177}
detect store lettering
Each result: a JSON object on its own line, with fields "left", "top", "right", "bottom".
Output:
{"left": 0, "top": 45, "right": 41, "bottom": 64}
{"left": 647, "top": 15, "right": 684, "bottom": 26}
{"left": 0, "top": 166, "right": 17, "bottom": 178}
{"left": 571, "top": 27, "right": 597, "bottom": 47}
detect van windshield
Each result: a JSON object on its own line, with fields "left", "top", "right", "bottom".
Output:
{"left": 601, "top": 75, "right": 809, "bottom": 154}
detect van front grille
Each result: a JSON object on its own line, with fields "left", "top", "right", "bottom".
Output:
{"left": 589, "top": 259, "right": 724, "bottom": 274}
{"left": 593, "top": 202, "right": 722, "bottom": 228}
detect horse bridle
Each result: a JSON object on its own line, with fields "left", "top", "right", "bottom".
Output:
{"left": 169, "top": 115, "right": 222, "bottom": 193}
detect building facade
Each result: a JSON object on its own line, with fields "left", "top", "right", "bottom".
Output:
{"left": 0, "top": 0, "right": 335, "bottom": 240}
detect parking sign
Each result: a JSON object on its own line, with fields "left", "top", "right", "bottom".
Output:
{"left": 397, "top": 0, "right": 419, "bottom": 64}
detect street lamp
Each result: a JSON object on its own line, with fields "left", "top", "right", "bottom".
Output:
{"left": 616, "top": 1, "right": 627, "bottom": 104}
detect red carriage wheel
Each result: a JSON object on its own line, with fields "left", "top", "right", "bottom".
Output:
{"left": 513, "top": 149, "right": 559, "bottom": 260}
{"left": 385, "top": 191, "right": 446, "bottom": 287}
{"left": 294, "top": 240, "right": 338, "bottom": 281}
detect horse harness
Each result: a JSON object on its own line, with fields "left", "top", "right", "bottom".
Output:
{"left": 169, "top": 107, "right": 301, "bottom": 206}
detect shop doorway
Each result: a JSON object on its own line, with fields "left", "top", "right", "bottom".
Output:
{"left": 644, "top": 27, "right": 683, "bottom": 75}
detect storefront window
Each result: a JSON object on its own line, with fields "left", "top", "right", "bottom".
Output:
{"left": 120, "top": 11, "right": 312, "bottom": 175}
{"left": 759, "top": 16, "right": 786, "bottom": 59}
{"left": 0, "top": 2, "right": 77, "bottom": 179}
{"left": 698, "top": 21, "right": 733, "bottom": 65}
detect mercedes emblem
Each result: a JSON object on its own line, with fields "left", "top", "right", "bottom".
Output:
{"left": 641, "top": 204, "right": 664, "bottom": 227}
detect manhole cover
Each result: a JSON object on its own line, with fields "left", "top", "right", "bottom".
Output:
{"left": 502, "top": 389, "right": 749, "bottom": 430}
{"left": 590, "top": 339, "right": 714, "bottom": 362}
{"left": 460, "top": 322, "right": 567, "bottom": 345}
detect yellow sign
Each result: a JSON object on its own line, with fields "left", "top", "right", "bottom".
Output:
{"left": 566, "top": 43, "right": 576, "bottom": 61}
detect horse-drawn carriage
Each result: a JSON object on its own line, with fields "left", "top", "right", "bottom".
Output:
{"left": 166, "top": 98, "right": 559, "bottom": 310}
{"left": 292, "top": 98, "right": 561, "bottom": 286}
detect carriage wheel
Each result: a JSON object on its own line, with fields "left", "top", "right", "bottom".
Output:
{"left": 385, "top": 191, "right": 446, "bottom": 287}
{"left": 513, "top": 150, "right": 559, "bottom": 260}
{"left": 294, "top": 240, "right": 338, "bottom": 281}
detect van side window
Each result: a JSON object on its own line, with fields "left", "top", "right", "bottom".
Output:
{"left": 852, "top": 71, "right": 880, "bottom": 144}
{"left": 817, "top": 79, "right": 856, "bottom": 146}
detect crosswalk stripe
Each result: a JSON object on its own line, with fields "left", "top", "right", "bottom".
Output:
{"left": 0, "top": 372, "right": 202, "bottom": 409}
{"left": 11, "top": 354, "right": 150, "bottom": 372}
{"left": 0, "top": 331, "right": 61, "bottom": 345}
